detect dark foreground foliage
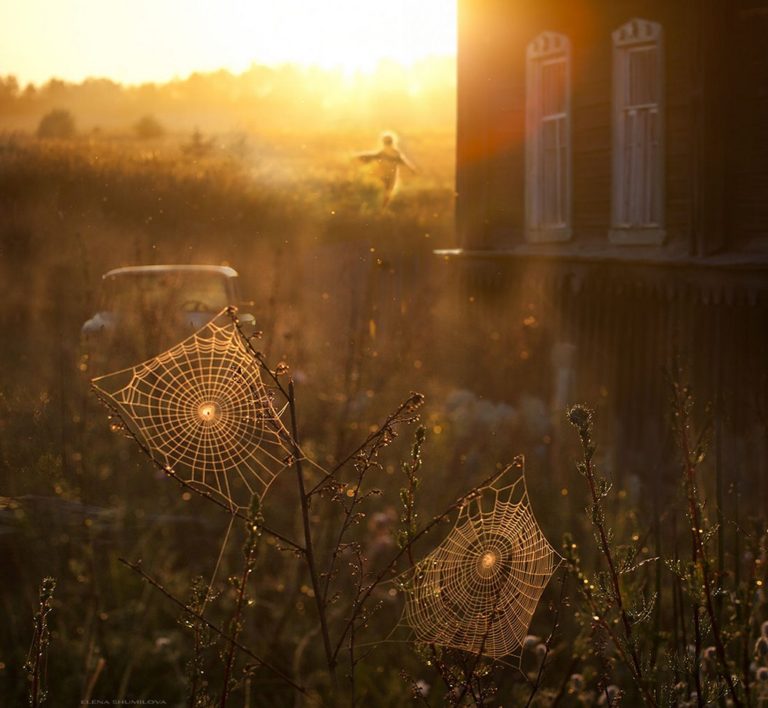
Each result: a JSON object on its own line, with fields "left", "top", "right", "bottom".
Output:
{"left": 0, "top": 135, "right": 766, "bottom": 705}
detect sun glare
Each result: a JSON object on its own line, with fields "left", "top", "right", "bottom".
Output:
{"left": 243, "top": 0, "right": 457, "bottom": 74}
{"left": 1, "top": 0, "right": 456, "bottom": 85}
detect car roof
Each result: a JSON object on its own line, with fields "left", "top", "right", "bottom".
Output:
{"left": 102, "top": 265, "right": 239, "bottom": 279}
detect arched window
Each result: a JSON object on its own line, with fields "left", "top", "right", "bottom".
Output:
{"left": 610, "top": 19, "right": 665, "bottom": 244}
{"left": 526, "top": 32, "right": 571, "bottom": 242}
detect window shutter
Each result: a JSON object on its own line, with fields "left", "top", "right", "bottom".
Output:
{"left": 610, "top": 19, "right": 665, "bottom": 244}
{"left": 526, "top": 32, "right": 571, "bottom": 242}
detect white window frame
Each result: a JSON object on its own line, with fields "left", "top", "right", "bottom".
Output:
{"left": 610, "top": 18, "right": 665, "bottom": 245}
{"left": 525, "top": 32, "right": 572, "bottom": 243}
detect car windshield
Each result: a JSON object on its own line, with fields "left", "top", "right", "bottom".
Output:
{"left": 103, "top": 271, "right": 230, "bottom": 313}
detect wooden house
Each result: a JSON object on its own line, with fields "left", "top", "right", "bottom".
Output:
{"left": 439, "top": 0, "right": 768, "bottom": 503}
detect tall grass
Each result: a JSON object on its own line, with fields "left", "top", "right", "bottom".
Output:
{"left": 1, "top": 132, "right": 766, "bottom": 705}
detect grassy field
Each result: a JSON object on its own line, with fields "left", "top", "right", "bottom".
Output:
{"left": 0, "top": 130, "right": 482, "bottom": 705}
{"left": 1, "top": 129, "right": 767, "bottom": 707}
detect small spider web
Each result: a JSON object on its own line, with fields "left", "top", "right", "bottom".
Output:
{"left": 92, "top": 309, "right": 294, "bottom": 509}
{"left": 403, "top": 461, "right": 561, "bottom": 661}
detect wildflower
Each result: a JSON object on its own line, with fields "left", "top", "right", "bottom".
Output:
{"left": 566, "top": 404, "right": 592, "bottom": 433}
{"left": 414, "top": 680, "right": 430, "bottom": 697}
{"left": 523, "top": 635, "right": 541, "bottom": 650}
{"left": 755, "top": 636, "right": 768, "bottom": 658}
{"left": 597, "top": 685, "right": 621, "bottom": 705}
{"left": 407, "top": 392, "right": 425, "bottom": 411}
{"left": 701, "top": 646, "right": 717, "bottom": 675}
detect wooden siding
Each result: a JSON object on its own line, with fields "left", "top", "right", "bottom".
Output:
{"left": 732, "top": 1, "right": 768, "bottom": 245}
{"left": 448, "top": 0, "right": 768, "bottom": 492}
{"left": 456, "top": 0, "right": 768, "bottom": 257}
{"left": 443, "top": 255, "right": 768, "bottom": 509}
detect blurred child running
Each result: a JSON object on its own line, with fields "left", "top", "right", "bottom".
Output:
{"left": 356, "top": 131, "right": 416, "bottom": 207}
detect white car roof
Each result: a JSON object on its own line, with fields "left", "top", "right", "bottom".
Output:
{"left": 103, "top": 265, "right": 239, "bottom": 279}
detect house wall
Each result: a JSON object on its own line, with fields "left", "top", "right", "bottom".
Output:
{"left": 449, "top": 0, "right": 768, "bottom": 496}
{"left": 446, "top": 255, "right": 768, "bottom": 514}
{"left": 456, "top": 0, "right": 768, "bottom": 257}
{"left": 731, "top": 1, "right": 768, "bottom": 248}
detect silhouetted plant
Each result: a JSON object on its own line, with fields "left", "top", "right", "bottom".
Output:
{"left": 182, "top": 128, "right": 213, "bottom": 158}
{"left": 561, "top": 390, "right": 768, "bottom": 707}
{"left": 181, "top": 576, "right": 216, "bottom": 707}
{"left": 24, "top": 577, "right": 56, "bottom": 707}
{"left": 566, "top": 403, "right": 658, "bottom": 705}
{"left": 97, "top": 309, "right": 561, "bottom": 706}
{"left": 133, "top": 114, "right": 165, "bottom": 140}
{"left": 36, "top": 109, "right": 75, "bottom": 139}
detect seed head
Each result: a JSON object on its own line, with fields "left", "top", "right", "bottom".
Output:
{"left": 567, "top": 404, "right": 593, "bottom": 433}
{"left": 755, "top": 636, "right": 768, "bottom": 658}
{"left": 569, "top": 673, "right": 584, "bottom": 691}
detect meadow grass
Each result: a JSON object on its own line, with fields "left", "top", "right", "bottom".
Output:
{"left": 1, "top": 132, "right": 766, "bottom": 706}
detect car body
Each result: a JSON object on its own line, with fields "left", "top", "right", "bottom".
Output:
{"left": 82, "top": 265, "right": 254, "bottom": 368}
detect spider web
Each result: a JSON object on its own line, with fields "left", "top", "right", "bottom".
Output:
{"left": 403, "top": 462, "right": 561, "bottom": 660}
{"left": 92, "top": 309, "right": 294, "bottom": 509}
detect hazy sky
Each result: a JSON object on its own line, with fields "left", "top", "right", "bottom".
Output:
{"left": 0, "top": 0, "right": 456, "bottom": 86}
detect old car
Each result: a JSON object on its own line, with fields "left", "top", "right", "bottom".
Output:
{"left": 82, "top": 264, "right": 255, "bottom": 369}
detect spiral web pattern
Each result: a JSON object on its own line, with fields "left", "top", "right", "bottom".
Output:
{"left": 405, "top": 464, "right": 559, "bottom": 660}
{"left": 92, "top": 310, "right": 292, "bottom": 508}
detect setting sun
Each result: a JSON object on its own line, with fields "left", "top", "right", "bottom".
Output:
{"left": 1, "top": 0, "right": 456, "bottom": 85}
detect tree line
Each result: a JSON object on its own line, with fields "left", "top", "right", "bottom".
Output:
{"left": 0, "top": 58, "right": 456, "bottom": 137}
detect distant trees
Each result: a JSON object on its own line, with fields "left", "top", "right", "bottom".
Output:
{"left": 36, "top": 109, "right": 76, "bottom": 139}
{"left": 1, "top": 59, "right": 457, "bottom": 136}
{"left": 133, "top": 114, "right": 165, "bottom": 140}
{"left": 0, "top": 76, "right": 19, "bottom": 103}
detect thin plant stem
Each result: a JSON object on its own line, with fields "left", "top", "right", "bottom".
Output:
{"left": 220, "top": 501, "right": 261, "bottom": 707}
{"left": 119, "top": 558, "right": 306, "bottom": 695}
{"left": 452, "top": 583, "right": 505, "bottom": 706}
{"left": 524, "top": 570, "right": 569, "bottom": 708}
{"left": 189, "top": 603, "right": 202, "bottom": 707}
{"left": 320, "top": 436, "right": 377, "bottom": 609}
{"left": 308, "top": 393, "right": 425, "bottom": 497}
{"left": 26, "top": 577, "right": 56, "bottom": 708}
{"left": 287, "top": 380, "right": 338, "bottom": 689}
{"left": 92, "top": 388, "right": 304, "bottom": 554}
{"left": 673, "top": 383, "right": 742, "bottom": 707}
{"left": 550, "top": 656, "right": 579, "bottom": 708}
{"left": 331, "top": 462, "right": 510, "bottom": 664}
{"left": 567, "top": 406, "right": 657, "bottom": 706}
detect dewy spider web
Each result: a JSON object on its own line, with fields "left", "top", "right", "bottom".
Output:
{"left": 92, "top": 309, "right": 293, "bottom": 509}
{"left": 404, "top": 461, "right": 561, "bottom": 661}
